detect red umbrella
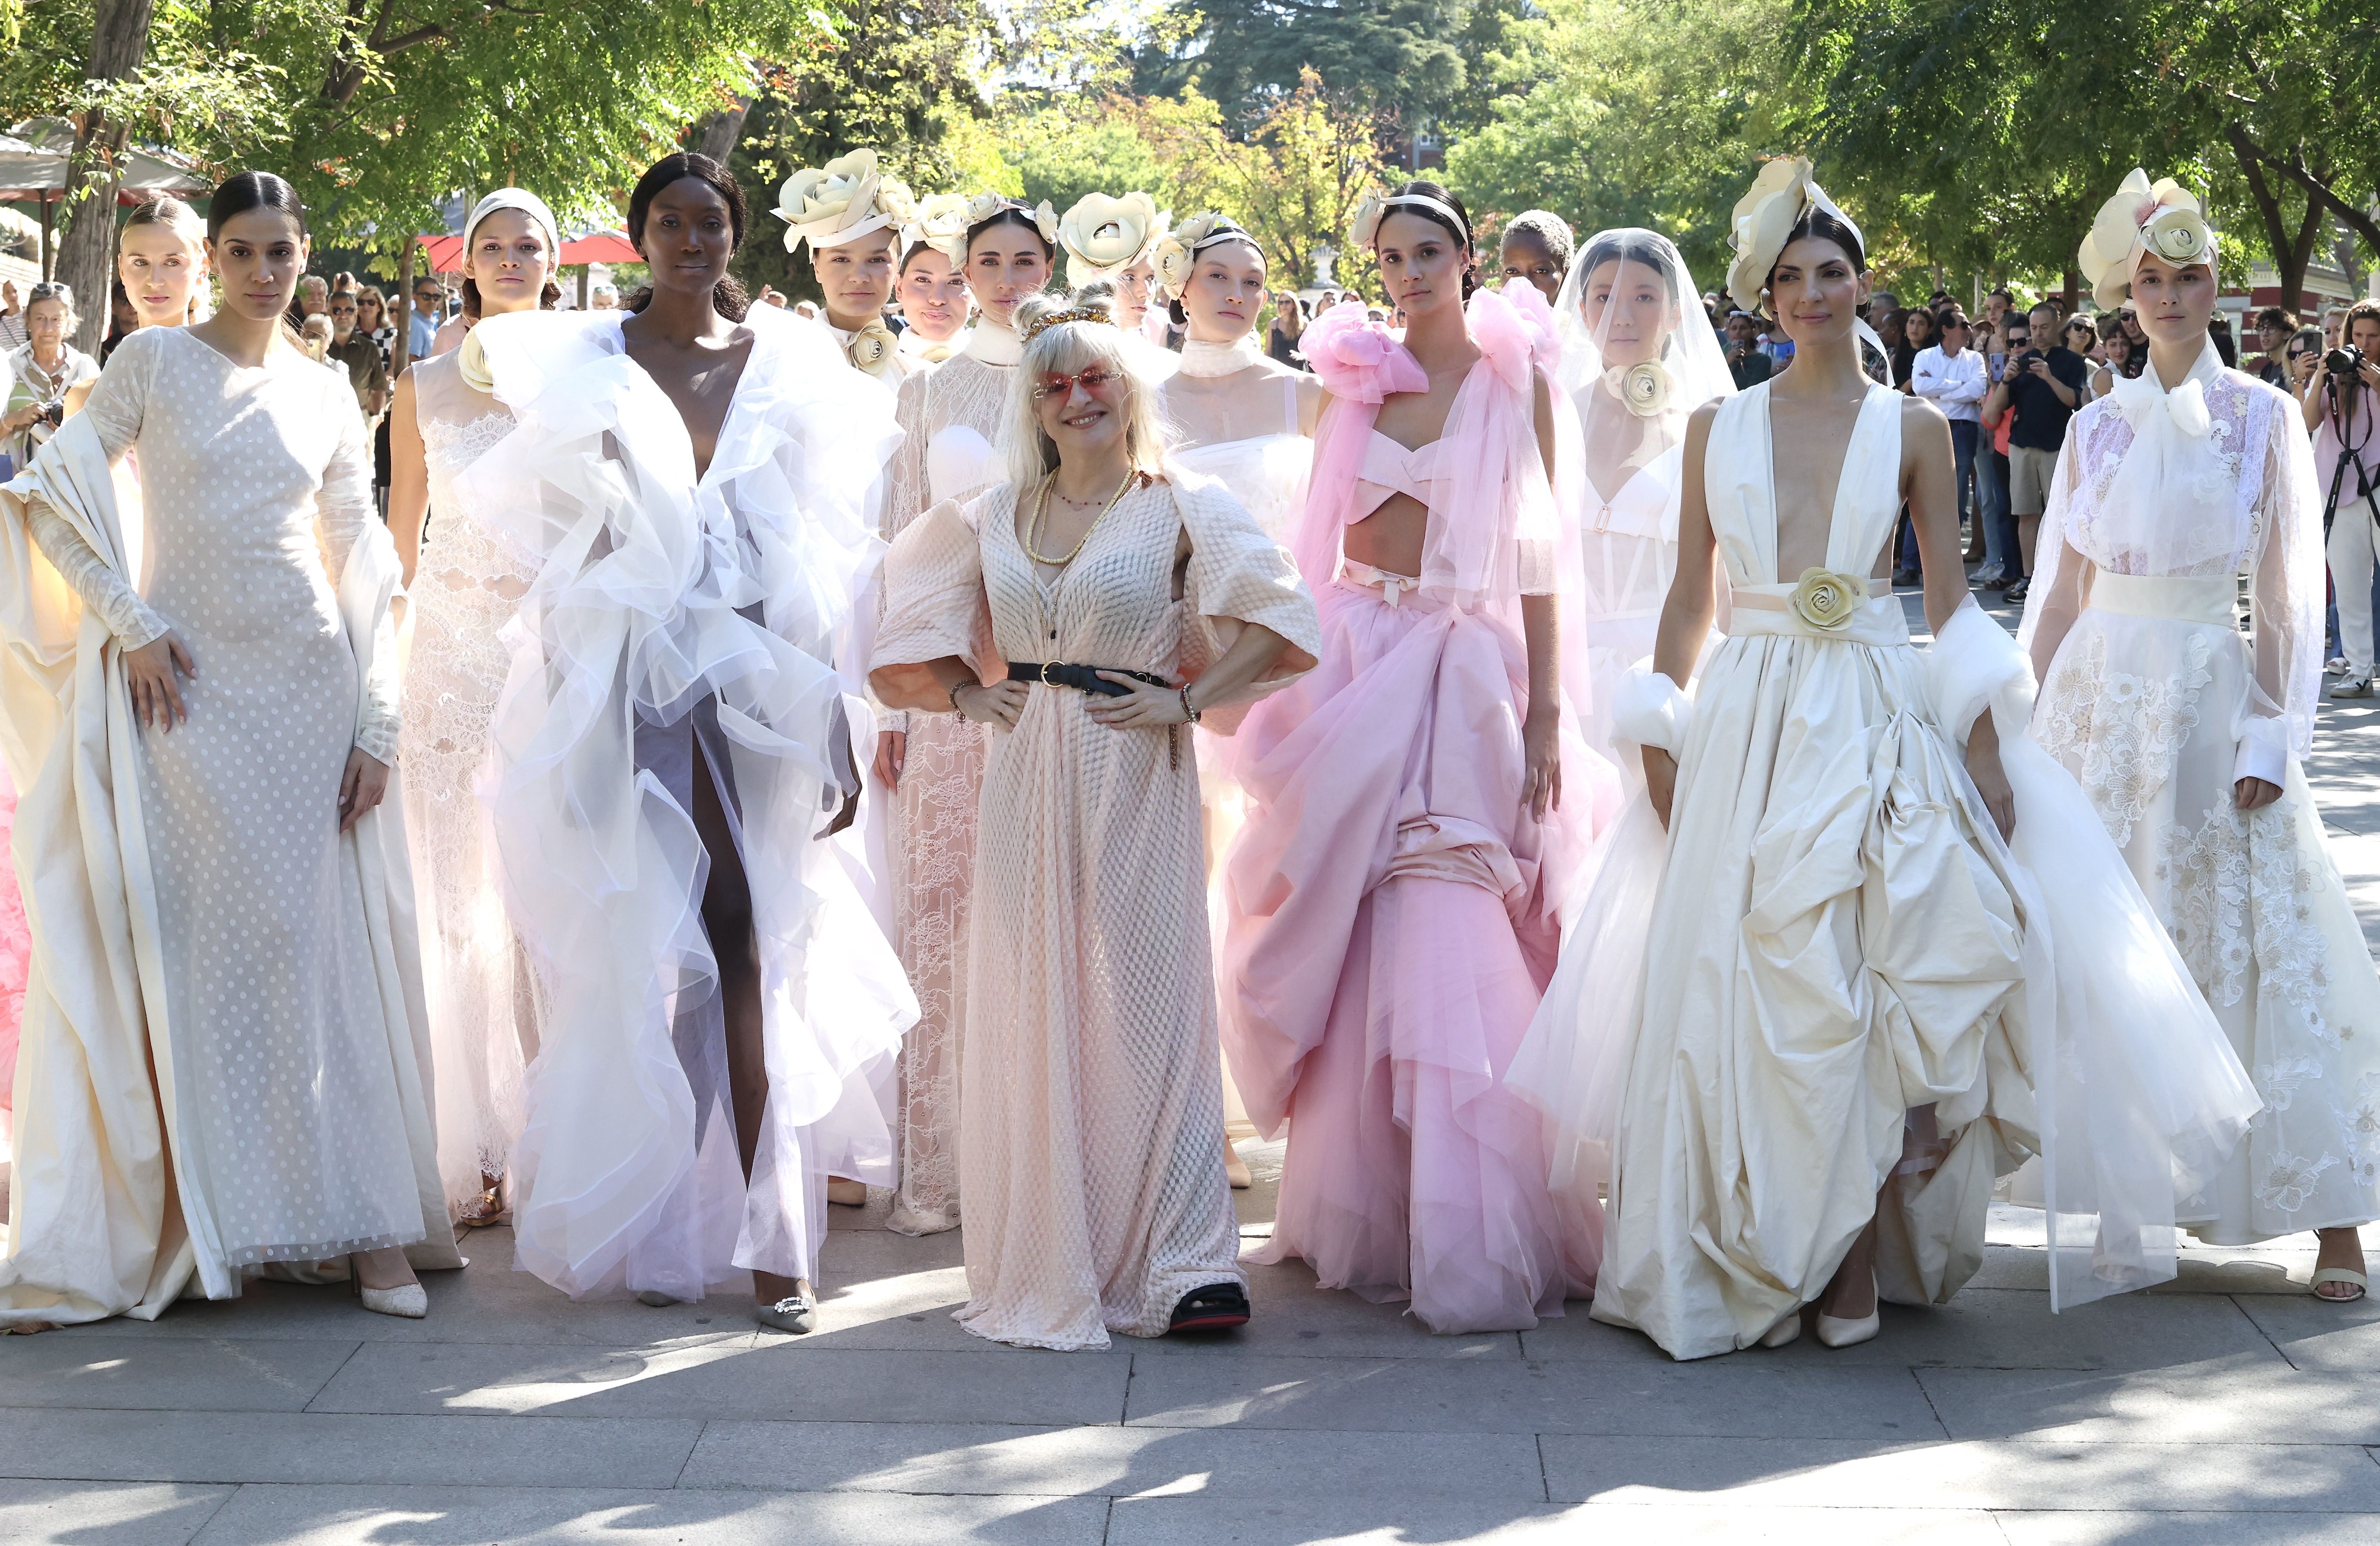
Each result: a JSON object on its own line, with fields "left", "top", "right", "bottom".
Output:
{"left": 559, "top": 229, "right": 639, "bottom": 264}
{"left": 416, "top": 229, "right": 637, "bottom": 270}
{"left": 416, "top": 233, "right": 466, "bottom": 272}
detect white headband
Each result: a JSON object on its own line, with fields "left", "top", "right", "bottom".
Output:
{"left": 462, "top": 188, "right": 560, "bottom": 262}
{"left": 1349, "top": 192, "right": 1468, "bottom": 250}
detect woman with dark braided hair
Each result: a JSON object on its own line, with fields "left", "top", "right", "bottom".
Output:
{"left": 461, "top": 151, "right": 914, "bottom": 1334}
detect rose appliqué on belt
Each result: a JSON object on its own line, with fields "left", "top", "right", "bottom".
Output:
{"left": 1789, "top": 567, "right": 1865, "bottom": 631}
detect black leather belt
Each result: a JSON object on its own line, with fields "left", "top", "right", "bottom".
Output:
{"left": 1003, "top": 661, "right": 1189, "bottom": 771}
{"left": 1007, "top": 661, "right": 1170, "bottom": 697}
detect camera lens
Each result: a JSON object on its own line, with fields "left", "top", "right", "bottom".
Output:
{"left": 2326, "top": 345, "right": 2363, "bottom": 376}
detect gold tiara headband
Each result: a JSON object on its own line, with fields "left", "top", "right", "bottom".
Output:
{"left": 1022, "top": 306, "right": 1113, "bottom": 344}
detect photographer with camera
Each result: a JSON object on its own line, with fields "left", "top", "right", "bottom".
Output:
{"left": 2305, "top": 300, "right": 2380, "bottom": 697}
{"left": 0, "top": 281, "right": 98, "bottom": 477}
{"left": 1981, "top": 300, "right": 2088, "bottom": 603}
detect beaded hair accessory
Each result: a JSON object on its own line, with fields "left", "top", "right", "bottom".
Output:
{"left": 1021, "top": 306, "right": 1114, "bottom": 344}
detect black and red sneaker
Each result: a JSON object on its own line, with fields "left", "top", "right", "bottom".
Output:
{"left": 1168, "top": 1282, "right": 1251, "bottom": 1334}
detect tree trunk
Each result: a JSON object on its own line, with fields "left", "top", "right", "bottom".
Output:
{"left": 391, "top": 240, "right": 416, "bottom": 378}
{"left": 695, "top": 98, "right": 753, "bottom": 165}
{"left": 59, "top": 0, "right": 158, "bottom": 355}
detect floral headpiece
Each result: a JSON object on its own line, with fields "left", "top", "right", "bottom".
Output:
{"left": 2077, "top": 169, "right": 2217, "bottom": 309}
{"left": 1725, "top": 157, "right": 1863, "bottom": 320}
{"left": 774, "top": 149, "right": 917, "bottom": 255}
{"left": 1150, "top": 212, "right": 1259, "bottom": 296}
{"left": 958, "top": 193, "right": 1060, "bottom": 253}
{"left": 1058, "top": 192, "right": 1170, "bottom": 289}
{"left": 1348, "top": 190, "right": 1468, "bottom": 250}
{"left": 903, "top": 192, "right": 973, "bottom": 267}
{"left": 1021, "top": 305, "right": 1114, "bottom": 345}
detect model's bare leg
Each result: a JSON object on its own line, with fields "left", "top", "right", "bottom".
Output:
{"left": 690, "top": 739, "right": 808, "bottom": 1311}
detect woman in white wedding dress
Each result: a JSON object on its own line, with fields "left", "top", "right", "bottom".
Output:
{"left": 462, "top": 153, "right": 912, "bottom": 1333}
{"left": 1152, "top": 211, "right": 1323, "bottom": 1186}
{"left": 2025, "top": 171, "right": 2380, "bottom": 1300}
{"left": 388, "top": 188, "right": 561, "bottom": 1228}
{"left": 0, "top": 172, "right": 458, "bottom": 1329}
{"left": 872, "top": 195, "right": 1059, "bottom": 1236}
{"left": 1524, "top": 162, "right": 2256, "bottom": 1360}
{"left": 1550, "top": 229, "right": 1736, "bottom": 782}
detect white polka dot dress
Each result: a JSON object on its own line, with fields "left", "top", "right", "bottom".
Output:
{"left": 24, "top": 327, "right": 431, "bottom": 1269}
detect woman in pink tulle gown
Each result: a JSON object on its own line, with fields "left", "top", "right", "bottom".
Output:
{"left": 1219, "top": 181, "right": 1602, "bottom": 1333}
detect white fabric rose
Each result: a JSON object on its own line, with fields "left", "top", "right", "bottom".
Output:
{"left": 905, "top": 193, "right": 973, "bottom": 267}
{"left": 775, "top": 149, "right": 914, "bottom": 254}
{"left": 1153, "top": 211, "right": 1228, "bottom": 296}
{"left": 1723, "top": 157, "right": 1861, "bottom": 320}
{"left": 1059, "top": 192, "right": 1165, "bottom": 287}
{"left": 2078, "top": 169, "right": 2214, "bottom": 308}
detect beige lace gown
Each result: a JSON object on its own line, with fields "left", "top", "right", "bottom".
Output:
{"left": 399, "top": 350, "right": 543, "bottom": 1214}
{"left": 878, "top": 332, "right": 1013, "bottom": 1234}
{"left": 872, "top": 476, "right": 1319, "bottom": 1349}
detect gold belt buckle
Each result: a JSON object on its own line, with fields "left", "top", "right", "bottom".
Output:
{"left": 1040, "top": 661, "right": 1062, "bottom": 686}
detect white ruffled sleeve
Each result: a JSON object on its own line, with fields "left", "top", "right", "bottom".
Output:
{"left": 1176, "top": 477, "right": 1320, "bottom": 724}
{"left": 869, "top": 494, "right": 999, "bottom": 713}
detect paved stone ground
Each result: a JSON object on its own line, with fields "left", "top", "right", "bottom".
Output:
{"left": 6, "top": 580, "right": 2380, "bottom": 1546}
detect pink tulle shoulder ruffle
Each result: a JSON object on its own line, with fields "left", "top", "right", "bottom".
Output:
{"left": 1471, "top": 282, "right": 1562, "bottom": 391}
{"left": 1300, "top": 303, "right": 1426, "bottom": 403}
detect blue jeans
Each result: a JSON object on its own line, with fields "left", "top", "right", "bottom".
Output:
{"left": 1977, "top": 445, "right": 2018, "bottom": 580}
{"left": 1948, "top": 419, "right": 1978, "bottom": 529}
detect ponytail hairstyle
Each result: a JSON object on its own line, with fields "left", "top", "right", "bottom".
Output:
{"left": 1763, "top": 208, "right": 1868, "bottom": 293}
{"left": 121, "top": 193, "right": 206, "bottom": 250}
{"left": 623, "top": 151, "right": 751, "bottom": 322}
{"left": 964, "top": 199, "right": 1058, "bottom": 262}
{"left": 1381, "top": 179, "right": 1478, "bottom": 301}
{"left": 206, "top": 170, "right": 309, "bottom": 243}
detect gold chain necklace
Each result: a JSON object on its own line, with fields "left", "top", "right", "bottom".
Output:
{"left": 1025, "top": 470, "right": 1137, "bottom": 568}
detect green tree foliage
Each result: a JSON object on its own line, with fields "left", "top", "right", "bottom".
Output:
{"left": 1444, "top": 0, "right": 1802, "bottom": 283}
{"left": 1131, "top": 0, "right": 1540, "bottom": 148}
{"left": 1130, "top": 70, "right": 1389, "bottom": 292}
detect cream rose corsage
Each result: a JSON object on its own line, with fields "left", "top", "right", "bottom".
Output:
{"left": 1789, "top": 567, "right": 1866, "bottom": 632}
{"left": 1152, "top": 211, "right": 1226, "bottom": 296}
{"left": 1606, "top": 360, "right": 1673, "bottom": 418}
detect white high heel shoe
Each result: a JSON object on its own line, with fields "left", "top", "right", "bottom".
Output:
{"left": 348, "top": 1260, "right": 428, "bottom": 1320}
{"left": 1758, "top": 1311, "right": 1802, "bottom": 1348}
{"left": 1815, "top": 1273, "right": 1879, "bottom": 1349}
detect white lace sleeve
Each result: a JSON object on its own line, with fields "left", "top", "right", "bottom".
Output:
{"left": 315, "top": 395, "right": 400, "bottom": 762}
{"left": 25, "top": 332, "right": 169, "bottom": 648}
{"left": 2248, "top": 390, "right": 2325, "bottom": 767}
{"left": 2016, "top": 430, "right": 2089, "bottom": 682}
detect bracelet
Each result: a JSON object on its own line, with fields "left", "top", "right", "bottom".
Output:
{"left": 1179, "top": 684, "right": 1201, "bottom": 725}
{"left": 948, "top": 681, "right": 971, "bottom": 713}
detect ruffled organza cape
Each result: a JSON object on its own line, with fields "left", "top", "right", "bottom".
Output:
{"left": 461, "top": 304, "right": 917, "bottom": 1299}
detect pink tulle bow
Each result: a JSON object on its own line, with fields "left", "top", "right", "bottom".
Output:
{"left": 1469, "top": 285, "right": 1554, "bottom": 393}
{"left": 1303, "top": 301, "right": 1426, "bottom": 403}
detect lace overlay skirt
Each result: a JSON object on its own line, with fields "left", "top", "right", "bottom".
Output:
{"left": 399, "top": 507, "right": 543, "bottom": 1212}
{"left": 886, "top": 711, "right": 985, "bottom": 1235}
{"left": 2036, "top": 609, "right": 2380, "bottom": 1240}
